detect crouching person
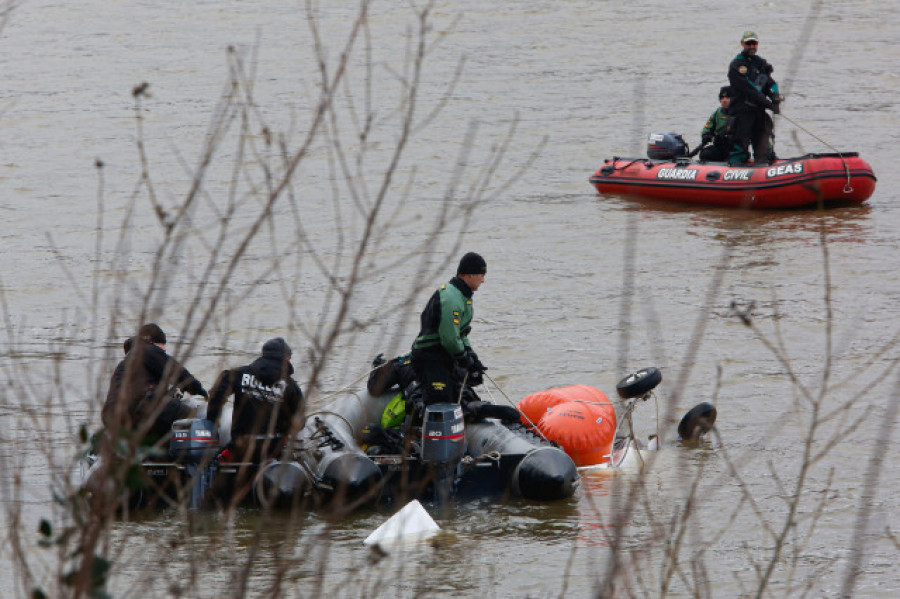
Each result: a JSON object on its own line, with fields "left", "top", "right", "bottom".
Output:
{"left": 206, "top": 338, "right": 305, "bottom": 464}
{"left": 699, "top": 86, "right": 735, "bottom": 162}
{"left": 102, "top": 323, "right": 208, "bottom": 446}
{"left": 361, "top": 353, "right": 416, "bottom": 455}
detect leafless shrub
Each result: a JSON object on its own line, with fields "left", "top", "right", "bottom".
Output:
{"left": 4, "top": 2, "right": 895, "bottom": 598}
{"left": 2, "top": 2, "right": 538, "bottom": 597}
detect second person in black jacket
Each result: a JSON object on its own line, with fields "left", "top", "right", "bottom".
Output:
{"left": 206, "top": 337, "right": 305, "bottom": 463}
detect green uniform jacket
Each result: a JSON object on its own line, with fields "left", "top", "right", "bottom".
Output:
{"left": 702, "top": 106, "right": 730, "bottom": 138}
{"left": 412, "top": 276, "right": 473, "bottom": 360}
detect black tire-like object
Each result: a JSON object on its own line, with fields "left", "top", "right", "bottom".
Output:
{"left": 616, "top": 367, "right": 663, "bottom": 399}
{"left": 254, "top": 461, "right": 310, "bottom": 509}
{"left": 677, "top": 402, "right": 717, "bottom": 441}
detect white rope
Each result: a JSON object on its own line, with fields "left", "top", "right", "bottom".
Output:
{"left": 778, "top": 112, "right": 854, "bottom": 193}
{"left": 312, "top": 365, "right": 379, "bottom": 405}
{"left": 482, "top": 372, "right": 551, "bottom": 444}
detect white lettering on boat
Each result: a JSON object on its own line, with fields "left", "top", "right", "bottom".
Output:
{"left": 766, "top": 163, "right": 804, "bottom": 178}
{"left": 657, "top": 168, "right": 698, "bottom": 180}
{"left": 723, "top": 169, "right": 752, "bottom": 181}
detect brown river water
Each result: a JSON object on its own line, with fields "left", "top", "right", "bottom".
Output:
{"left": 2, "top": 1, "right": 899, "bottom": 597}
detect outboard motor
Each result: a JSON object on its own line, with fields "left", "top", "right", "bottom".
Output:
{"left": 170, "top": 418, "right": 219, "bottom": 508}
{"left": 421, "top": 403, "right": 465, "bottom": 504}
{"left": 647, "top": 132, "right": 688, "bottom": 160}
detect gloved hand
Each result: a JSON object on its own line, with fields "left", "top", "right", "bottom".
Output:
{"left": 457, "top": 351, "right": 476, "bottom": 372}
{"left": 772, "top": 94, "right": 784, "bottom": 114}
{"left": 481, "top": 404, "right": 521, "bottom": 424}
{"left": 701, "top": 133, "right": 713, "bottom": 145}
{"left": 468, "top": 370, "right": 485, "bottom": 387}
{"left": 466, "top": 348, "right": 486, "bottom": 374}
{"left": 371, "top": 353, "right": 386, "bottom": 368}
{"left": 462, "top": 400, "right": 488, "bottom": 421}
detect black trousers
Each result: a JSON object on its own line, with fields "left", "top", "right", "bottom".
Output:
{"left": 410, "top": 348, "right": 459, "bottom": 405}
{"left": 699, "top": 141, "right": 730, "bottom": 162}
{"left": 149, "top": 398, "right": 196, "bottom": 439}
{"left": 729, "top": 108, "right": 773, "bottom": 164}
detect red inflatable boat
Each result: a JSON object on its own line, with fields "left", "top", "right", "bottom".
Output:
{"left": 590, "top": 152, "right": 877, "bottom": 209}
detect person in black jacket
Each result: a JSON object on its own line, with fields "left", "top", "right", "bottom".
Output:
{"left": 367, "top": 352, "right": 416, "bottom": 397}
{"left": 727, "top": 31, "right": 783, "bottom": 164}
{"left": 102, "top": 323, "right": 208, "bottom": 443}
{"left": 206, "top": 337, "right": 304, "bottom": 463}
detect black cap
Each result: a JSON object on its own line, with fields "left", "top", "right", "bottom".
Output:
{"left": 262, "top": 337, "right": 292, "bottom": 360}
{"left": 457, "top": 252, "right": 487, "bottom": 275}
{"left": 139, "top": 323, "right": 166, "bottom": 345}
{"left": 719, "top": 86, "right": 733, "bottom": 99}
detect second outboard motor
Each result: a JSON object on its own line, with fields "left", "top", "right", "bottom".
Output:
{"left": 170, "top": 418, "right": 219, "bottom": 508}
{"left": 421, "top": 403, "right": 465, "bottom": 504}
{"left": 421, "top": 404, "right": 466, "bottom": 464}
{"left": 647, "top": 132, "right": 688, "bottom": 160}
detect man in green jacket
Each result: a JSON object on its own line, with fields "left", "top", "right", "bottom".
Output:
{"left": 411, "top": 252, "right": 487, "bottom": 406}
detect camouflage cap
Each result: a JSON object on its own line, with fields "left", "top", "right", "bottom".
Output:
{"left": 741, "top": 30, "right": 759, "bottom": 42}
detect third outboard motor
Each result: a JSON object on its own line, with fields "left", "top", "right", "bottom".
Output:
{"left": 421, "top": 403, "right": 465, "bottom": 504}
{"left": 170, "top": 418, "right": 219, "bottom": 509}
{"left": 647, "top": 132, "right": 688, "bottom": 160}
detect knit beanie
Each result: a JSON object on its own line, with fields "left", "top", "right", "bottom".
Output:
{"left": 457, "top": 252, "right": 487, "bottom": 275}
{"left": 139, "top": 323, "right": 167, "bottom": 345}
{"left": 262, "top": 337, "right": 292, "bottom": 360}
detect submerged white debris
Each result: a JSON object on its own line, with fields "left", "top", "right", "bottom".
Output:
{"left": 363, "top": 500, "right": 440, "bottom": 548}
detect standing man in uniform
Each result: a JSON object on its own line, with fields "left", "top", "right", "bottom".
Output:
{"left": 411, "top": 252, "right": 487, "bottom": 408}
{"left": 727, "top": 31, "right": 783, "bottom": 164}
{"left": 206, "top": 337, "right": 305, "bottom": 462}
